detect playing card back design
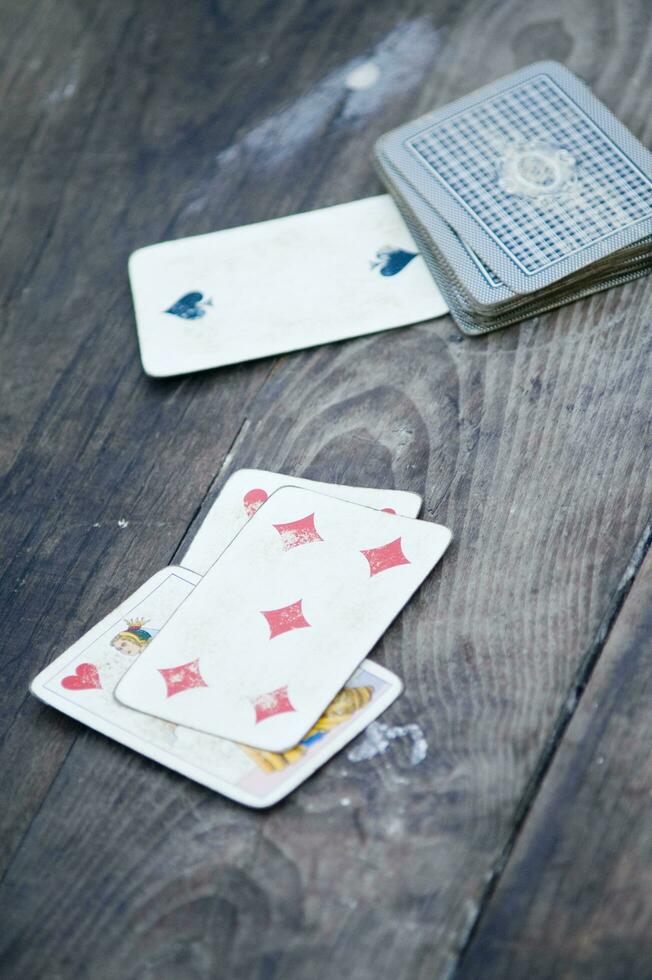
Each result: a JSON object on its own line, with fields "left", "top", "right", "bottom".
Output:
{"left": 496, "top": 140, "right": 577, "bottom": 201}
{"left": 405, "top": 69, "right": 652, "bottom": 278}
{"left": 379, "top": 61, "right": 652, "bottom": 298}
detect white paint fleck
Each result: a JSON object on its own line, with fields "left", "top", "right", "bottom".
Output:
{"left": 46, "top": 63, "right": 80, "bottom": 104}
{"left": 184, "top": 196, "right": 207, "bottom": 215}
{"left": 214, "top": 18, "right": 441, "bottom": 170}
{"left": 596, "top": 756, "right": 605, "bottom": 766}
{"left": 117, "top": 518, "right": 129, "bottom": 529}
{"left": 92, "top": 522, "right": 101, "bottom": 528}
{"left": 345, "top": 61, "right": 380, "bottom": 91}
{"left": 347, "top": 721, "right": 428, "bottom": 766}
{"left": 565, "top": 691, "right": 578, "bottom": 713}
{"left": 385, "top": 815, "right": 405, "bottom": 837}
{"left": 340, "top": 796, "right": 351, "bottom": 807}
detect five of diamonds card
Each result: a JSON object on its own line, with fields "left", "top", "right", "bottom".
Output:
{"left": 31, "top": 471, "right": 450, "bottom": 808}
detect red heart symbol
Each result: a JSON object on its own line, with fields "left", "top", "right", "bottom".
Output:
{"left": 61, "top": 662, "right": 101, "bottom": 691}
{"left": 243, "top": 487, "right": 268, "bottom": 518}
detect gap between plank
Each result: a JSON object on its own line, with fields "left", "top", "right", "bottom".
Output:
{"left": 0, "top": 364, "right": 275, "bottom": 886}
{"left": 445, "top": 515, "right": 652, "bottom": 980}
{"left": 0, "top": 732, "right": 79, "bottom": 891}
{"left": 169, "top": 414, "right": 252, "bottom": 564}
{"left": 169, "top": 357, "right": 278, "bottom": 563}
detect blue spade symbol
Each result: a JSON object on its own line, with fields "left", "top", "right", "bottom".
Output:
{"left": 164, "top": 291, "right": 213, "bottom": 320}
{"left": 371, "top": 247, "right": 418, "bottom": 277}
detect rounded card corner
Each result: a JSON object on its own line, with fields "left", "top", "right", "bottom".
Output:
{"left": 139, "top": 352, "right": 169, "bottom": 379}
{"left": 165, "top": 562, "right": 191, "bottom": 576}
{"left": 374, "top": 134, "right": 389, "bottom": 155}
{"left": 267, "top": 484, "right": 304, "bottom": 502}
{"left": 112, "top": 674, "right": 132, "bottom": 707}
{"left": 127, "top": 247, "right": 149, "bottom": 277}
{"left": 225, "top": 468, "right": 258, "bottom": 487}
{"left": 530, "top": 59, "right": 571, "bottom": 75}
{"left": 242, "top": 790, "right": 284, "bottom": 810}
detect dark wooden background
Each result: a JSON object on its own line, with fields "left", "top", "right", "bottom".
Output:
{"left": 1, "top": 1, "right": 651, "bottom": 978}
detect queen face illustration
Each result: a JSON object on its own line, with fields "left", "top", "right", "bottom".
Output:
{"left": 110, "top": 619, "right": 153, "bottom": 657}
{"left": 111, "top": 635, "right": 143, "bottom": 656}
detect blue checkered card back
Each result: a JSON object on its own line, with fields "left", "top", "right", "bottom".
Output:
{"left": 378, "top": 62, "right": 652, "bottom": 296}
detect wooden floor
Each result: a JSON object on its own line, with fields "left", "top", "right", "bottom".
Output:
{"left": 1, "top": 1, "right": 651, "bottom": 978}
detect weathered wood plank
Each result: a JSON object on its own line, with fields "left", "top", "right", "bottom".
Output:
{"left": 0, "top": 1, "right": 651, "bottom": 979}
{"left": 0, "top": 0, "right": 304, "bottom": 873}
{"left": 455, "top": 538, "right": 652, "bottom": 980}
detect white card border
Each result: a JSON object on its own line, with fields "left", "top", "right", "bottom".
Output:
{"left": 30, "top": 567, "right": 403, "bottom": 808}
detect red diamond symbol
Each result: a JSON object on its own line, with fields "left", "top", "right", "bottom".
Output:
{"left": 158, "top": 658, "right": 208, "bottom": 698}
{"left": 381, "top": 507, "right": 397, "bottom": 515}
{"left": 251, "top": 685, "right": 296, "bottom": 724}
{"left": 273, "top": 512, "right": 323, "bottom": 550}
{"left": 361, "top": 537, "right": 411, "bottom": 577}
{"left": 261, "top": 599, "right": 311, "bottom": 639}
{"left": 243, "top": 487, "right": 269, "bottom": 517}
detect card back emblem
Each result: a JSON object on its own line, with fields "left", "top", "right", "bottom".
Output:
{"left": 497, "top": 140, "right": 577, "bottom": 202}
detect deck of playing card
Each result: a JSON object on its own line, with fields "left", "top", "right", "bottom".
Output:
{"left": 30, "top": 471, "right": 451, "bottom": 807}
{"left": 375, "top": 61, "right": 652, "bottom": 334}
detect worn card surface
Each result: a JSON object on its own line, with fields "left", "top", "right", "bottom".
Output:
{"left": 117, "top": 486, "right": 451, "bottom": 751}
{"left": 30, "top": 567, "right": 401, "bottom": 807}
{"left": 30, "top": 472, "right": 418, "bottom": 807}
{"left": 379, "top": 61, "right": 652, "bottom": 295}
{"left": 181, "top": 468, "right": 422, "bottom": 576}
{"left": 129, "top": 195, "right": 447, "bottom": 377}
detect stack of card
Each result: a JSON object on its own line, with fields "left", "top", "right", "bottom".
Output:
{"left": 31, "top": 471, "right": 451, "bottom": 807}
{"left": 128, "top": 60, "right": 652, "bottom": 363}
{"left": 375, "top": 61, "right": 652, "bottom": 334}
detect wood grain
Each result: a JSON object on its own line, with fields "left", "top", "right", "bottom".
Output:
{"left": 0, "top": 1, "right": 651, "bottom": 978}
{"left": 455, "top": 540, "right": 652, "bottom": 980}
